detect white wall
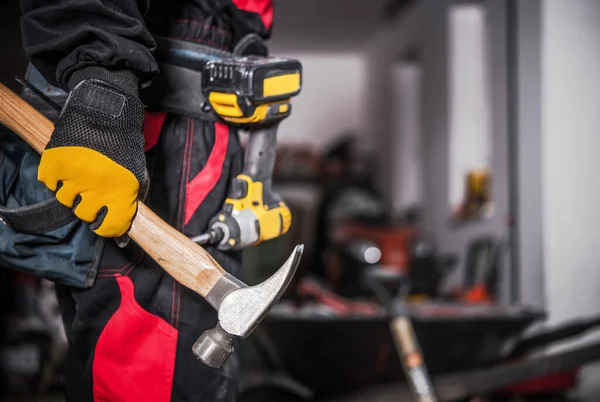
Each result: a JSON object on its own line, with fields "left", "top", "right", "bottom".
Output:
{"left": 366, "top": 0, "right": 511, "bottom": 294}
{"left": 542, "top": 0, "right": 600, "bottom": 326}
{"left": 390, "top": 63, "right": 424, "bottom": 214}
{"left": 541, "top": 0, "right": 600, "bottom": 396}
{"left": 266, "top": 0, "right": 380, "bottom": 150}
{"left": 447, "top": 4, "right": 493, "bottom": 210}
{"left": 275, "top": 53, "right": 368, "bottom": 149}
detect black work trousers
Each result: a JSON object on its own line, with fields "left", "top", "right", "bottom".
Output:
{"left": 56, "top": 114, "right": 243, "bottom": 401}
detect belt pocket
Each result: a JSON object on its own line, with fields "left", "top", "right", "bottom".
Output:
{"left": 0, "top": 132, "right": 105, "bottom": 288}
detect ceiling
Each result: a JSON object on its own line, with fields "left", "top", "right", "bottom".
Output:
{"left": 268, "top": 0, "right": 410, "bottom": 53}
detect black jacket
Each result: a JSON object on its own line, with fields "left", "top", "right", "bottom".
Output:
{"left": 20, "top": 0, "right": 272, "bottom": 93}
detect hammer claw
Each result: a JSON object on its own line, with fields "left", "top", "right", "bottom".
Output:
{"left": 218, "top": 244, "right": 304, "bottom": 338}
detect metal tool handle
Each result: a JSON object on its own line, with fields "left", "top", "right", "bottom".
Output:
{"left": 390, "top": 316, "right": 438, "bottom": 402}
{"left": 0, "top": 82, "right": 227, "bottom": 298}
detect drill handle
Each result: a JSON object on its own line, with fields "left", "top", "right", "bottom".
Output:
{"left": 244, "top": 124, "right": 278, "bottom": 183}
{"left": 242, "top": 124, "right": 282, "bottom": 207}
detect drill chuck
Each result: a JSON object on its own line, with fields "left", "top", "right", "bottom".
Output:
{"left": 191, "top": 227, "right": 224, "bottom": 246}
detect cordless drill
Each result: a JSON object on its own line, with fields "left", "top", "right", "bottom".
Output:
{"left": 192, "top": 55, "right": 302, "bottom": 250}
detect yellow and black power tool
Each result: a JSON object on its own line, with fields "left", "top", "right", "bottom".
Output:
{"left": 192, "top": 55, "right": 302, "bottom": 250}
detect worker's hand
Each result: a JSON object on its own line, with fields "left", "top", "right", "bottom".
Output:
{"left": 38, "top": 78, "right": 146, "bottom": 238}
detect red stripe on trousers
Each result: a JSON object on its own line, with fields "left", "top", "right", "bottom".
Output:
{"left": 92, "top": 276, "right": 178, "bottom": 402}
{"left": 143, "top": 111, "right": 167, "bottom": 152}
{"left": 232, "top": 0, "right": 273, "bottom": 29}
{"left": 184, "top": 122, "right": 229, "bottom": 225}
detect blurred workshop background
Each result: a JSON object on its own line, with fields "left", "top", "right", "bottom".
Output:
{"left": 2, "top": 0, "right": 600, "bottom": 401}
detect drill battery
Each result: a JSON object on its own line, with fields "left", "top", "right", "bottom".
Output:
{"left": 201, "top": 56, "right": 302, "bottom": 125}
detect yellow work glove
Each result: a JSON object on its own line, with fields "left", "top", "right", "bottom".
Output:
{"left": 38, "top": 76, "right": 146, "bottom": 238}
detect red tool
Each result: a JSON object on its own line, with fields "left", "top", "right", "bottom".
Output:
{"left": 296, "top": 276, "right": 379, "bottom": 316}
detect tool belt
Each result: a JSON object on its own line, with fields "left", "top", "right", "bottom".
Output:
{"left": 0, "top": 66, "right": 104, "bottom": 288}
{"left": 140, "top": 35, "right": 265, "bottom": 120}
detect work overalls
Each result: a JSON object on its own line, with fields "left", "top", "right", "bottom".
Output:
{"left": 56, "top": 48, "right": 246, "bottom": 402}
{"left": 0, "top": 3, "right": 274, "bottom": 399}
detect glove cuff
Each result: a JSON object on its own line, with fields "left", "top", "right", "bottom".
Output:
{"left": 68, "top": 67, "right": 139, "bottom": 97}
{"left": 52, "top": 79, "right": 147, "bottom": 185}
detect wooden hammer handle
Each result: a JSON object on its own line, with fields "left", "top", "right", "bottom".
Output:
{"left": 391, "top": 316, "right": 438, "bottom": 402}
{"left": 0, "top": 82, "right": 226, "bottom": 297}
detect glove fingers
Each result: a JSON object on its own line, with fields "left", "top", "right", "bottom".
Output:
{"left": 73, "top": 194, "right": 105, "bottom": 223}
{"left": 38, "top": 152, "right": 61, "bottom": 192}
{"left": 90, "top": 199, "right": 137, "bottom": 238}
{"left": 55, "top": 181, "right": 80, "bottom": 208}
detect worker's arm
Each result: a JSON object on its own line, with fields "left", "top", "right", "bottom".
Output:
{"left": 19, "top": 0, "right": 155, "bottom": 238}
{"left": 225, "top": 0, "right": 274, "bottom": 42}
{"left": 20, "top": 0, "right": 159, "bottom": 94}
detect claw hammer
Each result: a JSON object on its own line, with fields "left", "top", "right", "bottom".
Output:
{"left": 0, "top": 82, "right": 304, "bottom": 368}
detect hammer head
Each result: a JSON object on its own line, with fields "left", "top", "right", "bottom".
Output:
{"left": 193, "top": 244, "right": 304, "bottom": 367}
